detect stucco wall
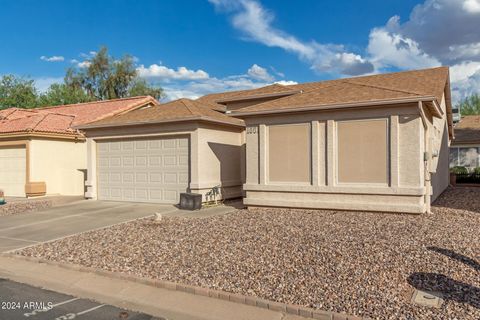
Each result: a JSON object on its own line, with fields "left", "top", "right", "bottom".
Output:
{"left": 29, "top": 138, "right": 87, "bottom": 196}
{"left": 192, "top": 124, "right": 244, "bottom": 201}
{"left": 430, "top": 94, "right": 450, "bottom": 201}
{"left": 243, "top": 103, "right": 429, "bottom": 213}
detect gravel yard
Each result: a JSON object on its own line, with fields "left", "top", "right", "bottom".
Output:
{"left": 18, "top": 187, "right": 480, "bottom": 319}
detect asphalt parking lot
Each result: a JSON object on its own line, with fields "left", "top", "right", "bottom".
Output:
{"left": 0, "top": 278, "right": 164, "bottom": 320}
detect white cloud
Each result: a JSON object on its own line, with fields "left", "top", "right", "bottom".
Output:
{"left": 387, "top": 0, "right": 480, "bottom": 64}
{"left": 274, "top": 80, "right": 298, "bottom": 86}
{"left": 450, "top": 61, "right": 480, "bottom": 82}
{"left": 364, "top": 0, "right": 480, "bottom": 103}
{"left": 143, "top": 62, "right": 298, "bottom": 101}
{"left": 451, "top": 69, "right": 480, "bottom": 103}
{"left": 40, "top": 55, "right": 64, "bottom": 62}
{"left": 367, "top": 26, "right": 440, "bottom": 70}
{"left": 247, "top": 64, "right": 274, "bottom": 81}
{"left": 209, "top": 0, "right": 374, "bottom": 76}
{"left": 137, "top": 64, "right": 209, "bottom": 81}
{"left": 77, "top": 61, "right": 91, "bottom": 68}
{"left": 463, "top": 0, "right": 480, "bottom": 13}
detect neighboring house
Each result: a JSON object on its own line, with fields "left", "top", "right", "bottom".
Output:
{"left": 449, "top": 115, "right": 480, "bottom": 170}
{"left": 78, "top": 66, "right": 453, "bottom": 214}
{"left": 0, "top": 96, "right": 159, "bottom": 197}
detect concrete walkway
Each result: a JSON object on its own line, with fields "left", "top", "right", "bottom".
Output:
{"left": 0, "top": 255, "right": 307, "bottom": 320}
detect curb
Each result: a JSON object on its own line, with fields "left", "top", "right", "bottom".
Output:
{"left": 3, "top": 253, "right": 362, "bottom": 320}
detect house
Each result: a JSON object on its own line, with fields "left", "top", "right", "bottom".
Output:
{"left": 78, "top": 66, "right": 452, "bottom": 214}
{"left": 449, "top": 115, "right": 480, "bottom": 170}
{"left": 0, "top": 96, "right": 159, "bottom": 197}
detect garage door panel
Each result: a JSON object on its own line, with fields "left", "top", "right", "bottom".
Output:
{"left": 135, "top": 156, "right": 148, "bottom": 166}
{"left": 150, "top": 173, "right": 162, "bottom": 183}
{"left": 123, "top": 156, "right": 134, "bottom": 167}
{"left": 0, "top": 146, "right": 26, "bottom": 197}
{"left": 123, "top": 188, "right": 135, "bottom": 200}
{"left": 97, "top": 136, "right": 189, "bottom": 204}
{"left": 149, "top": 189, "right": 163, "bottom": 201}
{"left": 109, "top": 157, "right": 121, "bottom": 167}
{"left": 123, "top": 172, "right": 134, "bottom": 183}
{"left": 122, "top": 141, "right": 134, "bottom": 150}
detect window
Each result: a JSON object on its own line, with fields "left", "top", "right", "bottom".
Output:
{"left": 268, "top": 123, "right": 310, "bottom": 183}
{"left": 450, "top": 147, "right": 479, "bottom": 168}
{"left": 337, "top": 119, "right": 388, "bottom": 184}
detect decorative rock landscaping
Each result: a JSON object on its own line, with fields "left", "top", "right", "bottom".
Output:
{"left": 0, "top": 198, "right": 52, "bottom": 216}
{"left": 18, "top": 187, "right": 480, "bottom": 319}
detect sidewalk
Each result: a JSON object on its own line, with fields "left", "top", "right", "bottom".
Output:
{"left": 0, "top": 255, "right": 310, "bottom": 320}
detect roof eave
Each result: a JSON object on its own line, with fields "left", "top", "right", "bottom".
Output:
{"left": 232, "top": 96, "right": 437, "bottom": 117}
{"left": 76, "top": 116, "right": 245, "bottom": 130}
{"left": 0, "top": 131, "right": 85, "bottom": 141}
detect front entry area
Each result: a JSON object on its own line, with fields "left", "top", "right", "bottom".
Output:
{"left": 96, "top": 136, "right": 189, "bottom": 204}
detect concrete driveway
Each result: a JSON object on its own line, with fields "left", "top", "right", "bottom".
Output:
{"left": 0, "top": 201, "right": 175, "bottom": 252}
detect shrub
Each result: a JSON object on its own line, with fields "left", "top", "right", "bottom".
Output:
{"left": 450, "top": 166, "right": 469, "bottom": 174}
{"left": 474, "top": 167, "right": 480, "bottom": 175}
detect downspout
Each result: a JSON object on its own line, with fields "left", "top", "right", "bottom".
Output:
{"left": 418, "top": 101, "right": 431, "bottom": 213}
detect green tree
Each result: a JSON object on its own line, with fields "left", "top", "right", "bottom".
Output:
{"left": 457, "top": 93, "right": 480, "bottom": 115}
{"left": 128, "top": 78, "right": 164, "bottom": 99}
{"left": 65, "top": 47, "right": 163, "bottom": 100}
{"left": 0, "top": 75, "right": 38, "bottom": 109}
{"left": 38, "top": 83, "right": 95, "bottom": 107}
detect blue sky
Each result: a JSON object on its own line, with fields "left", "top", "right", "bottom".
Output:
{"left": 1, "top": 0, "right": 480, "bottom": 102}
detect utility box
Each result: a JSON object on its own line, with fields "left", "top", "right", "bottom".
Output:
{"left": 179, "top": 193, "right": 202, "bottom": 210}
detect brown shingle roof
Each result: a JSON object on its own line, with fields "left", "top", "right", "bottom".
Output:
{"left": 0, "top": 96, "right": 158, "bottom": 137}
{"left": 80, "top": 98, "right": 245, "bottom": 129}
{"left": 233, "top": 67, "right": 449, "bottom": 114}
{"left": 197, "top": 84, "right": 297, "bottom": 108}
{"left": 452, "top": 115, "right": 480, "bottom": 144}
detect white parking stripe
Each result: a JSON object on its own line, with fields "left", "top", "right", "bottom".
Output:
{"left": 51, "top": 298, "right": 80, "bottom": 308}
{"left": 24, "top": 298, "right": 79, "bottom": 317}
{"left": 76, "top": 304, "right": 105, "bottom": 315}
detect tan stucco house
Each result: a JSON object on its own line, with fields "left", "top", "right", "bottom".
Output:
{"left": 0, "top": 96, "right": 159, "bottom": 197}
{"left": 449, "top": 115, "right": 480, "bottom": 170}
{"left": 201, "top": 66, "right": 454, "bottom": 214}
{"left": 76, "top": 66, "right": 453, "bottom": 214}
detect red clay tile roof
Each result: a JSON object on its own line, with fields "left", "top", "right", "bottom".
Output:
{"left": 80, "top": 98, "right": 245, "bottom": 129}
{"left": 452, "top": 115, "right": 480, "bottom": 144}
{"left": 0, "top": 96, "right": 158, "bottom": 137}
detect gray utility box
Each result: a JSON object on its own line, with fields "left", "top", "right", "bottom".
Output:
{"left": 179, "top": 193, "right": 202, "bottom": 210}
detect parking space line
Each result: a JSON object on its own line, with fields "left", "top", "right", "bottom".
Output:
{"left": 51, "top": 298, "right": 80, "bottom": 308}
{"left": 24, "top": 298, "right": 79, "bottom": 317}
{"left": 76, "top": 304, "right": 105, "bottom": 315}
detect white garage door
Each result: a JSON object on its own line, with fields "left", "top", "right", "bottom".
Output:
{"left": 97, "top": 136, "right": 189, "bottom": 203}
{"left": 0, "top": 146, "right": 26, "bottom": 197}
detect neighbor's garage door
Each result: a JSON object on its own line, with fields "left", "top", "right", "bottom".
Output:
{"left": 0, "top": 146, "right": 26, "bottom": 197}
{"left": 97, "top": 136, "right": 189, "bottom": 204}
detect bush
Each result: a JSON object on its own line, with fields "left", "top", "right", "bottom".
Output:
{"left": 450, "top": 166, "right": 469, "bottom": 174}
{"left": 474, "top": 167, "right": 480, "bottom": 175}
